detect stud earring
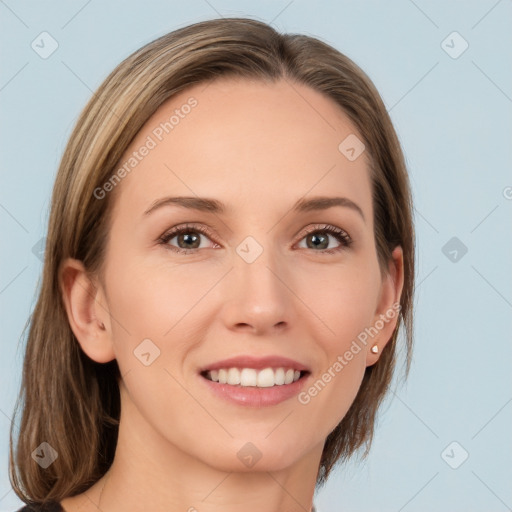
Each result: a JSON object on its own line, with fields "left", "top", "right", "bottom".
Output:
{"left": 370, "top": 345, "right": 379, "bottom": 354}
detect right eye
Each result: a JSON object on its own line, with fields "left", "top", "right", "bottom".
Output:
{"left": 157, "top": 224, "right": 220, "bottom": 254}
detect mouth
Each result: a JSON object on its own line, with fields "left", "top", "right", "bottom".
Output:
{"left": 201, "top": 367, "right": 310, "bottom": 388}
{"left": 198, "top": 355, "right": 311, "bottom": 406}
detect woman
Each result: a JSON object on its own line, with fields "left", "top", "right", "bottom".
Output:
{"left": 10, "top": 17, "right": 415, "bottom": 512}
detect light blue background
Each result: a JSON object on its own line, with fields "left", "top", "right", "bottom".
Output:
{"left": 1, "top": 1, "right": 511, "bottom": 511}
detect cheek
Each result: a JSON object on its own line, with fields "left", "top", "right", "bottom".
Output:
{"left": 294, "top": 263, "right": 378, "bottom": 429}
{"left": 104, "top": 257, "right": 228, "bottom": 381}
{"left": 104, "top": 262, "right": 209, "bottom": 431}
{"left": 302, "top": 260, "right": 380, "bottom": 348}
{"left": 106, "top": 259, "right": 207, "bottom": 336}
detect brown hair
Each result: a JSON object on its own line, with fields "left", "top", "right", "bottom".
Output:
{"left": 9, "top": 17, "right": 415, "bottom": 504}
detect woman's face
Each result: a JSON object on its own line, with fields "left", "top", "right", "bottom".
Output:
{"left": 94, "top": 78, "right": 402, "bottom": 473}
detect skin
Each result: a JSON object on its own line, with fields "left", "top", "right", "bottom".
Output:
{"left": 59, "top": 77, "right": 404, "bottom": 512}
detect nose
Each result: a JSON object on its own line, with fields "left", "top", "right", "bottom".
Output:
{"left": 220, "top": 244, "right": 294, "bottom": 335}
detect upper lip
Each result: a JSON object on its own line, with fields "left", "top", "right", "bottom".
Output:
{"left": 200, "top": 355, "right": 310, "bottom": 373}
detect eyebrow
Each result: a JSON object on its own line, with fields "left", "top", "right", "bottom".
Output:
{"left": 143, "top": 195, "right": 365, "bottom": 222}
{"left": 293, "top": 196, "right": 365, "bottom": 223}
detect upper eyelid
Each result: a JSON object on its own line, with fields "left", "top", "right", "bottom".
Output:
{"left": 296, "top": 223, "right": 350, "bottom": 237}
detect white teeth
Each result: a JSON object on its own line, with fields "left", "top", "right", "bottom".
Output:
{"left": 205, "top": 367, "right": 303, "bottom": 387}
{"left": 240, "top": 368, "right": 257, "bottom": 386}
{"left": 257, "top": 368, "right": 275, "bottom": 388}
{"left": 227, "top": 368, "right": 240, "bottom": 385}
{"left": 275, "top": 368, "right": 285, "bottom": 385}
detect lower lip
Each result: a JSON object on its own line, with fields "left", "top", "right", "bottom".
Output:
{"left": 200, "top": 374, "right": 309, "bottom": 407}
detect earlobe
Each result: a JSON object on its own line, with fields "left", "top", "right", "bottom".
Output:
{"left": 59, "top": 258, "right": 115, "bottom": 363}
{"left": 366, "top": 246, "right": 404, "bottom": 366}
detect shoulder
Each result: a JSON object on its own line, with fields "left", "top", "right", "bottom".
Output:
{"left": 15, "top": 502, "right": 63, "bottom": 512}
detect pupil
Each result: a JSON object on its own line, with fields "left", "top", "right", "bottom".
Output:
{"left": 179, "top": 233, "right": 200, "bottom": 249}
{"left": 308, "top": 233, "right": 327, "bottom": 250}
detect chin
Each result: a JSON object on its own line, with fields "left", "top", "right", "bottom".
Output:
{"left": 195, "top": 434, "right": 314, "bottom": 474}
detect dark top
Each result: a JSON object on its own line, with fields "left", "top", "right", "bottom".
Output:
{"left": 16, "top": 501, "right": 317, "bottom": 511}
{"left": 16, "top": 502, "right": 63, "bottom": 512}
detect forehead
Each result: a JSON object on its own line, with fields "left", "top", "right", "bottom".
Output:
{"left": 109, "top": 77, "right": 373, "bottom": 224}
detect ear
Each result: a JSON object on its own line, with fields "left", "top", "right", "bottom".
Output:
{"left": 59, "top": 257, "right": 115, "bottom": 363}
{"left": 366, "top": 246, "right": 404, "bottom": 366}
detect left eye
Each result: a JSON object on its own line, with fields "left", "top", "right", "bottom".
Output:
{"left": 295, "top": 225, "right": 352, "bottom": 254}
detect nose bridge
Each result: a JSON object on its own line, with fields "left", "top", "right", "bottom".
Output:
{"left": 225, "top": 234, "right": 292, "bottom": 331}
{"left": 236, "top": 234, "right": 286, "bottom": 298}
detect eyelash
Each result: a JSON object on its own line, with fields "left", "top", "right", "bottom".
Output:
{"left": 157, "top": 223, "right": 353, "bottom": 255}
